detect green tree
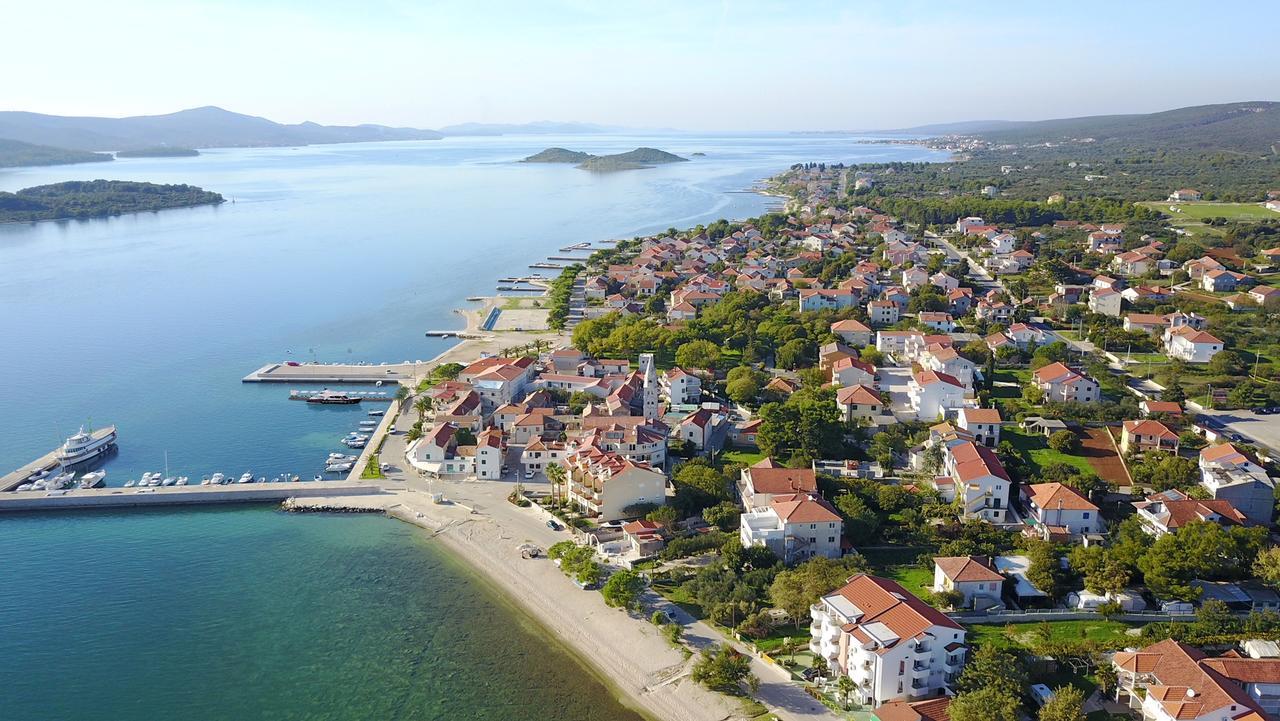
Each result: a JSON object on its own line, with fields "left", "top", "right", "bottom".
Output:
{"left": 676, "top": 339, "right": 722, "bottom": 370}
{"left": 776, "top": 338, "right": 810, "bottom": 369}
{"left": 601, "top": 570, "right": 645, "bottom": 610}
{"left": 691, "top": 644, "right": 759, "bottom": 693}
{"left": 834, "top": 493, "right": 880, "bottom": 545}
{"left": 955, "top": 645, "right": 1027, "bottom": 700}
{"left": 726, "top": 376, "right": 761, "bottom": 405}
{"left": 950, "top": 686, "right": 1021, "bottom": 721}
{"left": 703, "top": 501, "right": 742, "bottom": 531}
{"left": 769, "top": 556, "right": 865, "bottom": 626}
{"left": 646, "top": 505, "right": 678, "bottom": 527}
{"left": 1254, "top": 546, "right": 1280, "bottom": 587}
{"left": 1038, "top": 685, "right": 1086, "bottom": 721}
{"left": 1048, "top": 430, "right": 1079, "bottom": 453}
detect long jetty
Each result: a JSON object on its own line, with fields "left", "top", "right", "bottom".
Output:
{"left": 0, "top": 481, "right": 384, "bottom": 512}
{"left": 0, "top": 426, "right": 116, "bottom": 492}
{"left": 243, "top": 362, "right": 419, "bottom": 384}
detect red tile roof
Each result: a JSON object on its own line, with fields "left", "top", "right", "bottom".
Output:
{"left": 933, "top": 556, "right": 1003, "bottom": 583}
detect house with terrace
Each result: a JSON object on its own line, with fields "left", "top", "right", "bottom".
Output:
{"left": 738, "top": 458, "right": 818, "bottom": 511}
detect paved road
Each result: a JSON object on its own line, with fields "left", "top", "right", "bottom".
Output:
{"left": 650, "top": 595, "right": 844, "bottom": 721}
{"left": 1191, "top": 406, "right": 1280, "bottom": 456}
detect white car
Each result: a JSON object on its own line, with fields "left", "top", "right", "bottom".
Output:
{"left": 524, "top": 469, "right": 535, "bottom": 480}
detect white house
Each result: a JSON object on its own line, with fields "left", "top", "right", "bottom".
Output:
{"left": 956, "top": 407, "right": 1001, "bottom": 448}
{"left": 1087, "top": 287, "right": 1123, "bottom": 317}
{"left": 1164, "top": 326, "right": 1224, "bottom": 363}
{"left": 932, "top": 556, "right": 1005, "bottom": 610}
{"left": 916, "top": 312, "right": 954, "bottom": 333}
{"left": 1020, "top": 482, "right": 1102, "bottom": 536}
{"left": 660, "top": 367, "right": 702, "bottom": 405}
{"left": 920, "top": 347, "right": 976, "bottom": 389}
{"left": 1200, "top": 444, "right": 1276, "bottom": 526}
{"left": 1167, "top": 188, "right": 1202, "bottom": 202}
{"left": 811, "top": 574, "right": 967, "bottom": 708}
{"left": 831, "top": 318, "right": 873, "bottom": 347}
{"left": 868, "top": 300, "right": 900, "bottom": 326}
{"left": 831, "top": 356, "right": 877, "bottom": 388}
{"left": 563, "top": 448, "right": 667, "bottom": 522}
{"left": 836, "top": 384, "right": 884, "bottom": 424}
{"left": 739, "top": 493, "right": 843, "bottom": 564}
{"left": 738, "top": 459, "right": 818, "bottom": 511}
{"left": 1114, "top": 640, "right": 1269, "bottom": 721}
{"left": 907, "top": 370, "right": 968, "bottom": 420}
{"left": 1032, "top": 362, "right": 1101, "bottom": 404}
{"left": 943, "top": 440, "right": 1011, "bottom": 522}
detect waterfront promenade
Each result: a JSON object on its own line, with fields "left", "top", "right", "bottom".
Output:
{"left": 0, "top": 481, "right": 382, "bottom": 512}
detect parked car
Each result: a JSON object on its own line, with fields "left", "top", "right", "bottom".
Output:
{"left": 525, "top": 469, "right": 535, "bottom": 480}
{"left": 1030, "top": 684, "right": 1055, "bottom": 708}
{"left": 546, "top": 519, "right": 562, "bottom": 531}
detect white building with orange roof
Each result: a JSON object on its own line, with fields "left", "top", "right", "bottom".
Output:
{"left": 739, "top": 493, "right": 843, "bottom": 564}
{"left": 562, "top": 447, "right": 667, "bottom": 521}
{"left": 907, "top": 369, "right": 969, "bottom": 420}
{"left": 931, "top": 556, "right": 1005, "bottom": 609}
{"left": 1164, "top": 326, "right": 1224, "bottom": 363}
{"left": 944, "top": 440, "right": 1011, "bottom": 522}
{"left": 831, "top": 318, "right": 873, "bottom": 347}
{"left": 831, "top": 356, "right": 877, "bottom": 388}
{"left": 1121, "top": 419, "right": 1180, "bottom": 455}
{"left": 811, "top": 574, "right": 967, "bottom": 708}
{"left": 919, "top": 346, "right": 975, "bottom": 388}
{"left": 457, "top": 355, "right": 535, "bottom": 413}
{"left": 1020, "top": 482, "right": 1101, "bottom": 536}
{"left": 956, "top": 407, "right": 1001, "bottom": 447}
{"left": 660, "top": 367, "right": 701, "bottom": 405}
{"left": 1113, "top": 639, "right": 1267, "bottom": 721}
{"left": 738, "top": 458, "right": 818, "bottom": 511}
{"left": 837, "top": 384, "right": 885, "bottom": 424}
{"left": 1199, "top": 444, "right": 1276, "bottom": 526}
{"left": 1032, "top": 362, "right": 1101, "bottom": 404}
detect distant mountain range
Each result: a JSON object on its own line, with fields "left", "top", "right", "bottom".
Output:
{"left": 437, "top": 121, "right": 625, "bottom": 136}
{"left": 0, "top": 106, "right": 444, "bottom": 153}
{"left": 885, "top": 102, "right": 1280, "bottom": 154}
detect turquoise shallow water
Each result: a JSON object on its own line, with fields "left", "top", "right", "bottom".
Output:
{"left": 0, "top": 507, "right": 645, "bottom": 721}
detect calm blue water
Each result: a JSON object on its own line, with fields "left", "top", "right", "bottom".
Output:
{"left": 0, "top": 133, "right": 943, "bottom": 481}
{"left": 0, "top": 507, "right": 648, "bottom": 721}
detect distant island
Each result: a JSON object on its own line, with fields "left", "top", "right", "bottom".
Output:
{"left": 116, "top": 147, "right": 200, "bottom": 158}
{"left": 0, "top": 139, "right": 112, "bottom": 169}
{"left": 0, "top": 180, "right": 224, "bottom": 223}
{"left": 521, "top": 146, "right": 688, "bottom": 171}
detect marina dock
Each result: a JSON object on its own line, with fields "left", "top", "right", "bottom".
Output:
{"left": 0, "top": 426, "right": 117, "bottom": 492}
{"left": 243, "top": 362, "right": 419, "bottom": 384}
{"left": 0, "top": 481, "right": 385, "bottom": 512}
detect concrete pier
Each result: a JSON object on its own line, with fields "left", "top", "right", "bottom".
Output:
{"left": 242, "top": 362, "right": 419, "bottom": 384}
{"left": 0, "top": 481, "right": 385, "bottom": 512}
{"left": 0, "top": 426, "right": 117, "bottom": 492}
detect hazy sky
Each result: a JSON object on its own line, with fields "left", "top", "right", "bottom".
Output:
{"left": 4, "top": 0, "right": 1273, "bottom": 131}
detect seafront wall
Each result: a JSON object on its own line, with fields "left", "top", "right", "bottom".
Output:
{"left": 0, "top": 482, "right": 384, "bottom": 512}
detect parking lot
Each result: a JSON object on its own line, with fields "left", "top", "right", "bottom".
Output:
{"left": 1197, "top": 408, "right": 1280, "bottom": 456}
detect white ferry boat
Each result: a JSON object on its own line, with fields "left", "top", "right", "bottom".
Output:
{"left": 55, "top": 425, "right": 117, "bottom": 467}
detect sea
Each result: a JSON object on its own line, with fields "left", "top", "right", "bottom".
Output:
{"left": 0, "top": 132, "right": 946, "bottom": 720}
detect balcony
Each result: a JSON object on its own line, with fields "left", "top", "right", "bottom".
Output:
{"left": 944, "top": 655, "right": 963, "bottom": 669}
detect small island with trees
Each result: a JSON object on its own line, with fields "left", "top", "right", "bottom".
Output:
{"left": 0, "top": 180, "right": 225, "bottom": 223}
{"left": 0, "top": 139, "right": 112, "bottom": 169}
{"left": 116, "top": 147, "right": 201, "bottom": 158}
{"left": 521, "top": 146, "right": 688, "bottom": 171}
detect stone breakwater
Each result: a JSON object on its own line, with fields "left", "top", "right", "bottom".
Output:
{"left": 280, "top": 497, "right": 387, "bottom": 514}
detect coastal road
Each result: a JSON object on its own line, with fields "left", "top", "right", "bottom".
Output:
{"left": 651, "top": 596, "right": 844, "bottom": 721}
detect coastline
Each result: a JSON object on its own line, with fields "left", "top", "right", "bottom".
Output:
{"left": 297, "top": 487, "right": 743, "bottom": 721}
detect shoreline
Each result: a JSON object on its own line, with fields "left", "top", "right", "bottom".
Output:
{"left": 290, "top": 487, "right": 742, "bottom": 721}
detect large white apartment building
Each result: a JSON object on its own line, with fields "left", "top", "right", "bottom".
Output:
{"left": 811, "top": 574, "right": 967, "bottom": 708}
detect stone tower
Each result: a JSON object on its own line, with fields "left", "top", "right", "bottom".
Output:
{"left": 639, "top": 353, "right": 658, "bottom": 420}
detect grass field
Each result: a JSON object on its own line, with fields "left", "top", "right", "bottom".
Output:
{"left": 718, "top": 448, "right": 766, "bottom": 467}
{"left": 1003, "top": 426, "right": 1095, "bottom": 477}
{"left": 966, "top": 619, "right": 1141, "bottom": 651}
{"left": 880, "top": 565, "right": 933, "bottom": 600}
{"left": 1140, "top": 200, "right": 1279, "bottom": 221}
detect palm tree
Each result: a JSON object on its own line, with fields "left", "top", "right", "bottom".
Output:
{"left": 545, "top": 463, "right": 566, "bottom": 509}
{"left": 414, "top": 396, "right": 432, "bottom": 422}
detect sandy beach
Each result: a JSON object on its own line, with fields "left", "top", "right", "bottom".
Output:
{"left": 290, "top": 483, "right": 745, "bottom": 721}
{"left": 417, "top": 294, "right": 565, "bottom": 379}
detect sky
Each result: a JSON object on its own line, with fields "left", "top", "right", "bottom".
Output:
{"left": 3, "top": 0, "right": 1275, "bottom": 131}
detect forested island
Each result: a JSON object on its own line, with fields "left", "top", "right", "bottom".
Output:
{"left": 0, "top": 180, "right": 224, "bottom": 223}
{"left": 521, "top": 146, "right": 688, "bottom": 171}
{"left": 0, "top": 139, "right": 112, "bottom": 169}
{"left": 116, "top": 147, "right": 200, "bottom": 158}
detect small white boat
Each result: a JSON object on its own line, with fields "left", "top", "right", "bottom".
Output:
{"left": 124, "top": 479, "right": 137, "bottom": 487}
{"left": 238, "top": 472, "right": 253, "bottom": 484}
{"left": 210, "top": 472, "right": 226, "bottom": 485}
{"left": 313, "top": 474, "right": 323, "bottom": 482}
{"left": 78, "top": 470, "right": 107, "bottom": 488}
{"left": 161, "top": 477, "right": 177, "bottom": 487}
{"left": 325, "top": 462, "right": 354, "bottom": 472}
{"left": 367, "top": 410, "right": 384, "bottom": 417}
{"left": 175, "top": 477, "right": 188, "bottom": 486}
{"left": 256, "top": 476, "right": 267, "bottom": 483}
{"left": 16, "top": 483, "right": 33, "bottom": 492}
